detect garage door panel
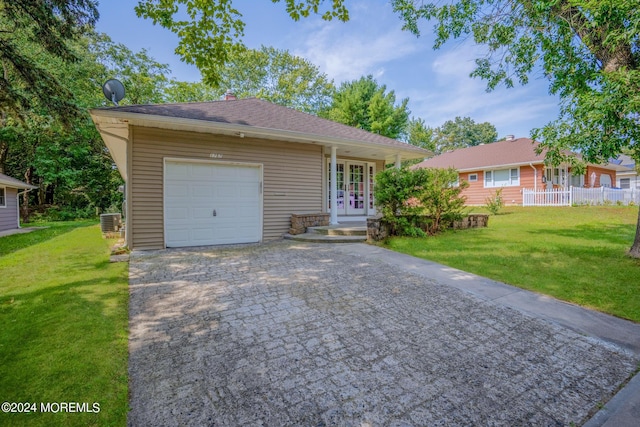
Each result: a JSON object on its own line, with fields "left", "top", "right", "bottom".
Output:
{"left": 166, "top": 163, "right": 189, "bottom": 179}
{"left": 165, "top": 161, "right": 262, "bottom": 247}
{"left": 166, "top": 183, "right": 189, "bottom": 198}
{"left": 166, "top": 207, "right": 189, "bottom": 220}
{"left": 192, "top": 207, "right": 214, "bottom": 219}
{"left": 191, "top": 184, "right": 216, "bottom": 198}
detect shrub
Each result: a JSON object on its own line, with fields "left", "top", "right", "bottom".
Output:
{"left": 375, "top": 167, "right": 468, "bottom": 236}
{"left": 485, "top": 188, "right": 504, "bottom": 215}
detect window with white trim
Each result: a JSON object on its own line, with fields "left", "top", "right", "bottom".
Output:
{"left": 468, "top": 173, "right": 478, "bottom": 182}
{"left": 484, "top": 168, "right": 520, "bottom": 187}
{"left": 620, "top": 178, "right": 631, "bottom": 189}
{"left": 0, "top": 187, "right": 5, "bottom": 207}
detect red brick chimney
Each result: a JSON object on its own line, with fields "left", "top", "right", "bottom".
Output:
{"left": 224, "top": 89, "right": 236, "bottom": 101}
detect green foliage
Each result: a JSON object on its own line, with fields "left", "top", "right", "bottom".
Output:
{"left": 375, "top": 167, "right": 467, "bottom": 236}
{"left": 432, "top": 116, "right": 497, "bottom": 154}
{"left": 389, "top": 0, "right": 640, "bottom": 256}
{"left": 406, "top": 117, "right": 435, "bottom": 152}
{"left": 485, "top": 188, "right": 504, "bottom": 215}
{"left": 218, "top": 46, "right": 335, "bottom": 114}
{"left": 0, "top": 0, "right": 98, "bottom": 124}
{"left": 134, "top": 0, "right": 349, "bottom": 86}
{"left": 323, "top": 75, "right": 410, "bottom": 139}
{"left": 417, "top": 167, "right": 468, "bottom": 234}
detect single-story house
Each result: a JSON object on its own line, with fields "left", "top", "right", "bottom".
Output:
{"left": 413, "top": 136, "right": 629, "bottom": 205}
{"left": 612, "top": 154, "right": 639, "bottom": 189}
{"left": 0, "top": 173, "right": 38, "bottom": 233}
{"left": 90, "top": 97, "right": 429, "bottom": 250}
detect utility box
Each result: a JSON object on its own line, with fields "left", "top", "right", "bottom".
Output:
{"left": 100, "top": 213, "right": 121, "bottom": 233}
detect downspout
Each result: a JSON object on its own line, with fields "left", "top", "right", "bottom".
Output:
{"left": 16, "top": 188, "right": 34, "bottom": 229}
{"left": 529, "top": 163, "right": 537, "bottom": 192}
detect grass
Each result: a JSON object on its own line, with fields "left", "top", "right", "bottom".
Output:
{"left": 384, "top": 206, "right": 640, "bottom": 322}
{"left": 0, "top": 222, "right": 129, "bottom": 426}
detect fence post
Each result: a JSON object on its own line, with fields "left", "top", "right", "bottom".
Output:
{"left": 569, "top": 186, "right": 573, "bottom": 206}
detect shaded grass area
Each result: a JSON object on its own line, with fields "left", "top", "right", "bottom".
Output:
{"left": 0, "top": 223, "right": 128, "bottom": 426}
{"left": 385, "top": 206, "right": 640, "bottom": 322}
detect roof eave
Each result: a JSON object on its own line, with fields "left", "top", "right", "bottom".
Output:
{"left": 89, "top": 109, "right": 429, "bottom": 164}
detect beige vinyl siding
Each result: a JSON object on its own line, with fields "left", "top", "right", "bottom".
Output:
{"left": 130, "top": 126, "right": 322, "bottom": 250}
{"left": 0, "top": 187, "right": 18, "bottom": 232}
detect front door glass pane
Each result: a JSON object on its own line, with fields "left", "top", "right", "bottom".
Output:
{"left": 349, "top": 164, "right": 364, "bottom": 211}
{"left": 328, "top": 162, "right": 345, "bottom": 212}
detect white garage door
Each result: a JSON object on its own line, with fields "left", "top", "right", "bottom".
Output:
{"left": 164, "top": 160, "right": 262, "bottom": 247}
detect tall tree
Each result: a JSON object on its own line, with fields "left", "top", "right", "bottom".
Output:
{"left": 406, "top": 117, "right": 435, "bottom": 152}
{"left": 165, "top": 81, "right": 219, "bottom": 103}
{"left": 323, "top": 75, "right": 410, "bottom": 139}
{"left": 218, "top": 46, "right": 335, "bottom": 114}
{"left": 0, "top": 0, "right": 98, "bottom": 124}
{"left": 134, "top": 0, "right": 349, "bottom": 86}
{"left": 390, "top": 0, "right": 640, "bottom": 257}
{"left": 432, "top": 116, "right": 497, "bottom": 154}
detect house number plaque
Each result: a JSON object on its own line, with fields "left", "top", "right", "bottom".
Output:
{"left": 209, "top": 153, "right": 223, "bottom": 159}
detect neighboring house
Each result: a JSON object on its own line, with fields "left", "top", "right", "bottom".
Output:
{"left": 413, "top": 136, "right": 628, "bottom": 205}
{"left": 90, "top": 98, "right": 429, "bottom": 250}
{"left": 612, "top": 154, "right": 639, "bottom": 189}
{"left": 0, "top": 173, "right": 38, "bottom": 233}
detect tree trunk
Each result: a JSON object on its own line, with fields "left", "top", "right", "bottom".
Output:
{"left": 629, "top": 206, "right": 640, "bottom": 258}
{"left": 22, "top": 167, "right": 33, "bottom": 222}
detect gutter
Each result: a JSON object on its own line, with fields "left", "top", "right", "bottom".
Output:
{"left": 16, "top": 187, "right": 35, "bottom": 229}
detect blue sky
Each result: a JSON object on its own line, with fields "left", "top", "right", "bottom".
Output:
{"left": 95, "top": 0, "right": 560, "bottom": 140}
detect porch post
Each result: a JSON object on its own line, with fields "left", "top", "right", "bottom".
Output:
{"left": 395, "top": 153, "right": 402, "bottom": 169}
{"left": 330, "top": 146, "right": 338, "bottom": 225}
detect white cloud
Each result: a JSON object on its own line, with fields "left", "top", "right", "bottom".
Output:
{"left": 290, "top": 1, "right": 425, "bottom": 83}
{"left": 407, "top": 43, "right": 560, "bottom": 138}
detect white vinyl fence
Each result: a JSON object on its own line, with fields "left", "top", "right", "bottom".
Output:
{"left": 523, "top": 186, "right": 640, "bottom": 206}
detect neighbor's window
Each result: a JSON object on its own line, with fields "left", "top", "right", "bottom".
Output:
{"left": 468, "top": 173, "right": 478, "bottom": 182}
{"left": 484, "top": 168, "right": 519, "bottom": 187}
{"left": 0, "top": 187, "right": 5, "bottom": 207}
{"left": 620, "top": 178, "right": 631, "bottom": 189}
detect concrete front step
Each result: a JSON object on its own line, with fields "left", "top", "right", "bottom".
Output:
{"left": 307, "top": 225, "right": 367, "bottom": 236}
{"left": 283, "top": 233, "right": 366, "bottom": 243}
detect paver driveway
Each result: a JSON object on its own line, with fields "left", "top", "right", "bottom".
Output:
{"left": 128, "top": 241, "right": 637, "bottom": 426}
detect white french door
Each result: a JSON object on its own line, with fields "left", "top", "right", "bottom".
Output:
{"left": 327, "top": 160, "right": 375, "bottom": 216}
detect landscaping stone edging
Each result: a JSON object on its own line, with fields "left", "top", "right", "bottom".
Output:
{"left": 367, "top": 213, "right": 489, "bottom": 241}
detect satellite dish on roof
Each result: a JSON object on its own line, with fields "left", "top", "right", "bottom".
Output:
{"left": 102, "top": 79, "right": 125, "bottom": 106}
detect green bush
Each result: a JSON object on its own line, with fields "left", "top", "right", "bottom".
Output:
{"left": 375, "top": 167, "right": 467, "bottom": 236}
{"left": 485, "top": 188, "right": 504, "bottom": 215}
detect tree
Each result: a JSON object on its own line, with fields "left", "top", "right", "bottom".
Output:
{"left": 0, "top": 0, "right": 98, "bottom": 124}
{"left": 323, "top": 75, "right": 410, "bottom": 139}
{"left": 390, "top": 0, "right": 640, "bottom": 257}
{"left": 406, "top": 117, "right": 435, "bottom": 152}
{"left": 432, "top": 116, "right": 497, "bottom": 154}
{"left": 165, "top": 81, "right": 219, "bottom": 103}
{"left": 218, "top": 46, "right": 335, "bottom": 114}
{"left": 134, "top": 0, "right": 349, "bottom": 86}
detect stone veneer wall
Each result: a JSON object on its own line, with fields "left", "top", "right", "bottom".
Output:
{"left": 367, "top": 214, "right": 489, "bottom": 242}
{"left": 289, "top": 213, "right": 330, "bottom": 235}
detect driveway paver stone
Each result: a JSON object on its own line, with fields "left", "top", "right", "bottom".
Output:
{"left": 128, "top": 241, "right": 638, "bottom": 426}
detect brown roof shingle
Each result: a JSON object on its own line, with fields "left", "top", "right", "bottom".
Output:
{"left": 95, "top": 97, "right": 425, "bottom": 152}
{"left": 414, "top": 138, "right": 547, "bottom": 170}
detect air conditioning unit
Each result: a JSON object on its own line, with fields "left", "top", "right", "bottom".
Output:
{"left": 100, "top": 213, "right": 121, "bottom": 233}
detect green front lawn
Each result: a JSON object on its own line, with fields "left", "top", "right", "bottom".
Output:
{"left": 385, "top": 206, "right": 640, "bottom": 322}
{"left": 0, "top": 222, "right": 129, "bottom": 426}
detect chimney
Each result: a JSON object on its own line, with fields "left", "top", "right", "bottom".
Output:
{"left": 224, "top": 89, "right": 236, "bottom": 101}
{"left": 505, "top": 134, "right": 515, "bottom": 141}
